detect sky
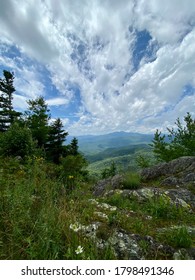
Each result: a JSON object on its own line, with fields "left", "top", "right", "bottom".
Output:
{"left": 0, "top": 0, "right": 195, "bottom": 136}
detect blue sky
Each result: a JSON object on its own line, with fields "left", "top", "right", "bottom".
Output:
{"left": 0, "top": 0, "right": 195, "bottom": 136}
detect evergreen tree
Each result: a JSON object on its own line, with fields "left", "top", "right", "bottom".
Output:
{"left": 69, "top": 137, "right": 79, "bottom": 156}
{"left": 0, "top": 70, "right": 21, "bottom": 132}
{"left": 25, "top": 96, "right": 50, "bottom": 149}
{"left": 151, "top": 112, "right": 195, "bottom": 162}
{"left": 47, "top": 118, "right": 68, "bottom": 164}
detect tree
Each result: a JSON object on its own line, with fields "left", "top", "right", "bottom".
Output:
{"left": 0, "top": 70, "right": 21, "bottom": 132}
{"left": 47, "top": 118, "right": 68, "bottom": 164}
{"left": 0, "top": 122, "right": 35, "bottom": 158}
{"left": 151, "top": 112, "right": 195, "bottom": 162}
{"left": 68, "top": 137, "right": 79, "bottom": 156}
{"left": 60, "top": 154, "right": 88, "bottom": 178}
{"left": 101, "top": 161, "right": 117, "bottom": 179}
{"left": 25, "top": 96, "right": 50, "bottom": 150}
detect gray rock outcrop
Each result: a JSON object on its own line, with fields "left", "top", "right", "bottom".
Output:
{"left": 141, "top": 156, "right": 195, "bottom": 187}
{"left": 93, "top": 174, "right": 124, "bottom": 196}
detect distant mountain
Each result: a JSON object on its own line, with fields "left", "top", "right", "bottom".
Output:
{"left": 86, "top": 143, "right": 150, "bottom": 163}
{"left": 67, "top": 131, "right": 153, "bottom": 155}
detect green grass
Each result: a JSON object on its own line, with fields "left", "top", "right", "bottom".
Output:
{"left": 122, "top": 172, "right": 141, "bottom": 189}
{"left": 156, "top": 226, "right": 193, "bottom": 248}
{"left": 0, "top": 157, "right": 115, "bottom": 260}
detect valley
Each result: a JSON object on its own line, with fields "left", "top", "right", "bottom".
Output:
{"left": 68, "top": 131, "right": 154, "bottom": 176}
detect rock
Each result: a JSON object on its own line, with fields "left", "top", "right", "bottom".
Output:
{"left": 93, "top": 174, "right": 124, "bottom": 196}
{"left": 141, "top": 156, "right": 195, "bottom": 187}
{"left": 90, "top": 156, "right": 195, "bottom": 259}
{"left": 108, "top": 230, "right": 141, "bottom": 259}
{"left": 161, "top": 176, "right": 179, "bottom": 186}
{"left": 164, "top": 188, "right": 195, "bottom": 208}
{"left": 173, "top": 249, "right": 194, "bottom": 260}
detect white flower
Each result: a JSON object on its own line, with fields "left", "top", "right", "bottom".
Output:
{"left": 69, "top": 223, "right": 82, "bottom": 232}
{"left": 75, "top": 245, "right": 84, "bottom": 254}
{"left": 109, "top": 206, "right": 117, "bottom": 211}
{"left": 101, "top": 203, "right": 110, "bottom": 209}
{"left": 88, "top": 199, "right": 99, "bottom": 205}
{"left": 94, "top": 211, "right": 108, "bottom": 220}
{"left": 115, "top": 190, "right": 123, "bottom": 195}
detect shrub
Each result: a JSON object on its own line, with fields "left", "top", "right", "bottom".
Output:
{"left": 122, "top": 172, "right": 141, "bottom": 189}
{"left": 0, "top": 122, "right": 35, "bottom": 158}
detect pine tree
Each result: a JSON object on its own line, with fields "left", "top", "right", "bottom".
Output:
{"left": 0, "top": 70, "right": 21, "bottom": 132}
{"left": 151, "top": 112, "right": 195, "bottom": 162}
{"left": 69, "top": 137, "right": 79, "bottom": 156}
{"left": 47, "top": 118, "right": 68, "bottom": 164}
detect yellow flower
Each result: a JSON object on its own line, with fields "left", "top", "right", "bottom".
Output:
{"left": 68, "top": 175, "right": 74, "bottom": 179}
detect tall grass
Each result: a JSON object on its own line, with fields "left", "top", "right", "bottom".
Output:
{"left": 0, "top": 157, "right": 115, "bottom": 259}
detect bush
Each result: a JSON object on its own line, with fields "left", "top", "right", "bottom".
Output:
{"left": 0, "top": 122, "right": 35, "bottom": 158}
{"left": 122, "top": 172, "right": 141, "bottom": 189}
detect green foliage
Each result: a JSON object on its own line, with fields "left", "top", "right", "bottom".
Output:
{"left": 0, "top": 70, "right": 21, "bottom": 132}
{"left": 25, "top": 96, "right": 50, "bottom": 149}
{"left": 0, "top": 157, "right": 116, "bottom": 260}
{"left": 151, "top": 112, "right": 195, "bottom": 162}
{"left": 136, "top": 154, "right": 151, "bottom": 168}
{"left": 122, "top": 172, "right": 141, "bottom": 189}
{"left": 157, "top": 226, "right": 193, "bottom": 248}
{"left": 67, "top": 137, "right": 79, "bottom": 156}
{"left": 47, "top": 118, "right": 68, "bottom": 164}
{"left": 0, "top": 122, "right": 35, "bottom": 158}
{"left": 86, "top": 144, "right": 149, "bottom": 163}
{"left": 101, "top": 161, "right": 117, "bottom": 179}
{"left": 144, "top": 194, "right": 190, "bottom": 220}
{"left": 59, "top": 155, "right": 88, "bottom": 192}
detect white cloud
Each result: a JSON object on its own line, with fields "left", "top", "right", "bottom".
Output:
{"left": 46, "top": 97, "right": 69, "bottom": 106}
{"left": 0, "top": 0, "right": 194, "bottom": 135}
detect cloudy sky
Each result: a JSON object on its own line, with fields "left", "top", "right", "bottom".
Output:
{"left": 0, "top": 0, "right": 195, "bottom": 135}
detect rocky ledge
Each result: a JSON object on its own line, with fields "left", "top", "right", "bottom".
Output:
{"left": 89, "top": 156, "right": 195, "bottom": 259}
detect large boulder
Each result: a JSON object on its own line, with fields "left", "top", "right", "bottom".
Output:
{"left": 141, "top": 156, "right": 195, "bottom": 187}
{"left": 93, "top": 174, "right": 124, "bottom": 196}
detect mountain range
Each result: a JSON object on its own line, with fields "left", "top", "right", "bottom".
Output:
{"left": 67, "top": 131, "right": 154, "bottom": 155}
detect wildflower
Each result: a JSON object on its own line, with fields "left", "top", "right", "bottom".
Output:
{"left": 88, "top": 199, "right": 99, "bottom": 205}
{"left": 109, "top": 206, "right": 117, "bottom": 211}
{"left": 75, "top": 245, "right": 84, "bottom": 255}
{"left": 94, "top": 211, "right": 108, "bottom": 220}
{"left": 115, "top": 189, "right": 123, "bottom": 195}
{"left": 69, "top": 222, "right": 82, "bottom": 232}
{"left": 101, "top": 203, "right": 110, "bottom": 209}
{"left": 68, "top": 175, "right": 74, "bottom": 179}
